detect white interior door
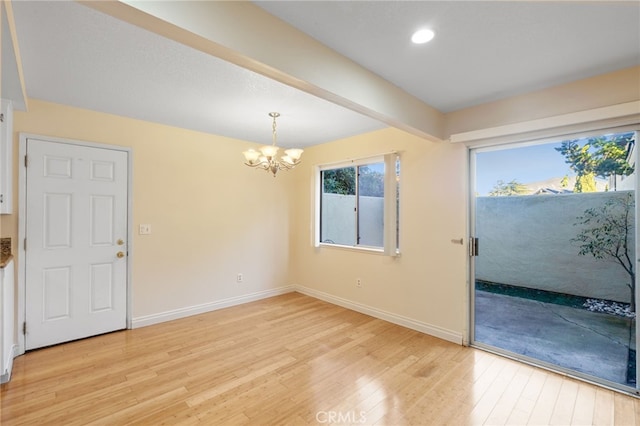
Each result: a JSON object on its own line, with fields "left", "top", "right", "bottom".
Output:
{"left": 25, "top": 138, "right": 128, "bottom": 350}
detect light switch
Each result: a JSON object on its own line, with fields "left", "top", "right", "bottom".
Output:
{"left": 139, "top": 224, "right": 152, "bottom": 235}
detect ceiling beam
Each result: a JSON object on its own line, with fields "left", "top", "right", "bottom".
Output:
{"left": 80, "top": 0, "right": 445, "bottom": 142}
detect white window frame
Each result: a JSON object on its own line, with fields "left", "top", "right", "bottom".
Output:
{"left": 314, "top": 153, "right": 399, "bottom": 256}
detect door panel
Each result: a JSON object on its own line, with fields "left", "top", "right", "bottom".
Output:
{"left": 43, "top": 267, "right": 70, "bottom": 320}
{"left": 44, "top": 193, "right": 71, "bottom": 248}
{"left": 25, "top": 139, "right": 128, "bottom": 350}
{"left": 90, "top": 195, "right": 114, "bottom": 246}
{"left": 90, "top": 263, "right": 114, "bottom": 312}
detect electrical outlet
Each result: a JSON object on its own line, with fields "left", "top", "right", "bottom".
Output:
{"left": 139, "top": 224, "right": 152, "bottom": 235}
{"left": 356, "top": 278, "right": 362, "bottom": 288}
{"left": 237, "top": 273, "right": 243, "bottom": 283}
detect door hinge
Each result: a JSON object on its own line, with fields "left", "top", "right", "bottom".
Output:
{"left": 23, "top": 238, "right": 26, "bottom": 251}
{"left": 24, "top": 155, "right": 28, "bottom": 167}
{"left": 23, "top": 322, "right": 27, "bottom": 335}
{"left": 469, "top": 237, "right": 479, "bottom": 257}
{"left": 0, "top": 194, "right": 3, "bottom": 204}
{"left": 0, "top": 113, "right": 4, "bottom": 123}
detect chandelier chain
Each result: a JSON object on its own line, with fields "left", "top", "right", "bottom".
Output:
{"left": 272, "top": 114, "right": 277, "bottom": 146}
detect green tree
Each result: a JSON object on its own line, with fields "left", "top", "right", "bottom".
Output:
{"left": 323, "top": 165, "right": 385, "bottom": 197}
{"left": 323, "top": 167, "right": 355, "bottom": 195}
{"left": 555, "top": 133, "right": 634, "bottom": 193}
{"left": 573, "top": 193, "right": 635, "bottom": 312}
{"left": 555, "top": 141, "right": 597, "bottom": 192}
{"left": 576, "top": 173, "right": 597, "bottom": 193}
{"left": 593, "top": 134, "right": 635, "bottom": 190}
{"left": 358, "top": 166, "right": 384, "bottom": 197}
{"left": 560, "top": 175, "right": 569, "bottom": 189}
{"left": 488, "top": 179, "right": 529, "bottom": 196}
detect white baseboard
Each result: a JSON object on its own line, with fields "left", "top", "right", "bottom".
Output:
{"left": 131, "top": 286, "right": 295, "bottom": 328}
{"left": 131, "top": 284, "right": 462, "bottom": 345}
{"left": 0, "top": 344, "right": 18, "bottom": 384}
{"left": 295, "top": 285, "right": 463, "bottom": 345}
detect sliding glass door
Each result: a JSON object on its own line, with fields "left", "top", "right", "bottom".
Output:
{"left": 470, "top": 130, "right": 639, "bottom": 394}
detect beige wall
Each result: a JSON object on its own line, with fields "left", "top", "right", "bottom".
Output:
{"left": 288, "top": 128, "right": 468, "bottom": 341}
{"left": 6, "top": 99, "right": 294, "bottom": 320}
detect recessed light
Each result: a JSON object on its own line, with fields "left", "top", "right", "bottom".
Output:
{"left": 411, "top": 29, "right": 435, "bottom": 44}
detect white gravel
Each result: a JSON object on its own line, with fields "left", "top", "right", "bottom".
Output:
{"left": 583, "top": 298, "right": 635, "bottom": 319}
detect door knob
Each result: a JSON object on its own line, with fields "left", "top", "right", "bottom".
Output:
{"left": 117, "top": 239, "right": 125, "bottom": 246}
{"left": 116, "top": 251, "right": 125, "bottom": 258}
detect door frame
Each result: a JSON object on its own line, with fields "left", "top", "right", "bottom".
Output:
{"left": 16, "top": 133, "right": 133, "bottom": 355}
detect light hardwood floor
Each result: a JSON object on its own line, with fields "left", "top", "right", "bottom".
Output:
{"left": 1, "top": 292, "right": 638, "bottom": 425}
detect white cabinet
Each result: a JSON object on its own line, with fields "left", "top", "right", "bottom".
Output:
{"left": 0, "top": 99, "right": 13, "bottom": 214}
{"left": 0, "top": 259, "right": 15, "bottom": 384}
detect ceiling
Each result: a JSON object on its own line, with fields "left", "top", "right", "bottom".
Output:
{"left": 7, "top": 1, "right": 640, "bottom": 148}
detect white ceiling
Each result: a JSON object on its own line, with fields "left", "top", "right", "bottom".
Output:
{"left": 8, "top": 1, "right": 640, "bottom": 148}
{"left": 258, "top": 1, "right": 640, "bottom": 113}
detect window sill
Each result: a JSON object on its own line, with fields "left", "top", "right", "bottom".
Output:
{"left": 317, "top": 243, "right": 400, "bottom": 257}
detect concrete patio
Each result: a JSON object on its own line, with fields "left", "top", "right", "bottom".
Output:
{"left": 475, "top": 290, "right": 635, "bottom": 385}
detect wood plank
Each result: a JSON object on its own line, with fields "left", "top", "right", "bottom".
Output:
{"left": 527, "top": 373, "right": 564, "bottom": 425}
{"left": 593, "top": 388, "right": 615, "bottom": 425}
{"left": 484, "top": 364, "right": 533, "bottom": 425}
{"left": 571, "top": 383, "right": 596, "bottom": 425}
{"left": 505, "top": 368, "right": 547, "bottom": 425}
{"left": 466, "top": 359, "right": 520, "bottom": 425}
{"left": 421, "top": 351, "right": 496, "bottom": 424}
{"left": 549, "top": 378, "right": 579, "bottom": 425}
{"left": 613, "top": 391, "right": 636, "bottom": 426}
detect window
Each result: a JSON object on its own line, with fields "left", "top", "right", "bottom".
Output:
{"left": 317, "top": 153, "right": 399, "bottom": 254}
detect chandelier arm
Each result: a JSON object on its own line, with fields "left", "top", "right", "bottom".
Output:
{"left": 244, "top": 161, "right": 269, "bottom": 170}
{"left": 277, "top": 159, "right": 301, "bottom": 170}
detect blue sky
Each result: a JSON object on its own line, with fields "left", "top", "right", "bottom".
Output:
{"left": 475, "top": 142, "right": 573, "bottom": 196}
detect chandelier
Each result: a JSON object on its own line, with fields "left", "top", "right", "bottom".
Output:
{"left": 242, "top": 112, "right": 303, "bottom": 177}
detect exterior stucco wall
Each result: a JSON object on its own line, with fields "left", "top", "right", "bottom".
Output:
{"left": 320, "top": 193, "right": 383, "bottom": 247}
{"left": 476, "top": 191, "right": 635, "bottom": 302}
